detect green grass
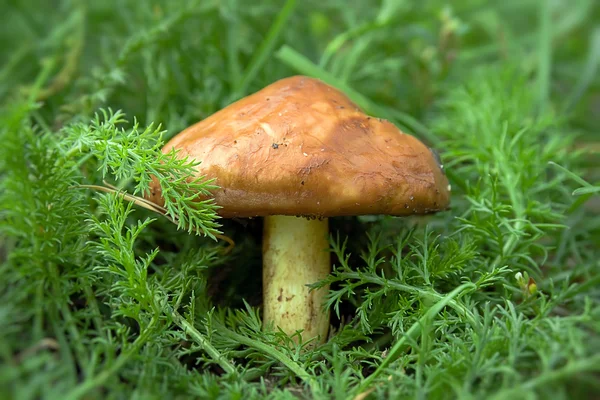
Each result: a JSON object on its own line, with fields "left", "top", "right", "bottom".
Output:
{"left": 1, "top": 0, "right": 599, "bottom": 399}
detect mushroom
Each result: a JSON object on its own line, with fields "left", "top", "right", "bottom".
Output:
{"left": 147, "top": 76, "right": 450, "bottom": 344}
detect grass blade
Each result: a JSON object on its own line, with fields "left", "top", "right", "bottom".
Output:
{"left": 354, "top": 282, "right": 477, "bottom": 395}
{"left": 235, "top": 0, "right": 297, "bottom": 95}
{"left": 563, "top": 27, "right": 600, "bottom": 112}
{"left": 536, "top": 0, "right": 553, "bottom": 114}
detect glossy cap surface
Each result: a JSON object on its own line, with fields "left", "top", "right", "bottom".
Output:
{"left": 148, "top": 76, "right": 450, "bottom": 218}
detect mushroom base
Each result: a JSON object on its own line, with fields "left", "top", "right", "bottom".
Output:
{"left": 262, "top": 215, "right": 330, "bottom": 344}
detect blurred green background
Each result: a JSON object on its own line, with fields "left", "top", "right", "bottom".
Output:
{"left": 1, "top": 0, "right": 598, "bottom": 145}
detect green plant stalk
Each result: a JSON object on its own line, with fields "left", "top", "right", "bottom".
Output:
{"left": 48, "top": 305, "right": 78, "bottom": 386}
{"left": 487, "top": 128, "right": 528, "bottom": 271}
{"left": 26, "top": 54, "right": 58, "bottom": 104}
{"left": 171, "top": 310, "right": 238, "bottom": 376}
{"left": 355, "top": 282, "right": 477, "bottom": 394}
{"left": 174, "top": 309, "right": 315, "bottom": 388}
{"left": 81, "top": 278, "right": 106, "bottom": 340}
{"left": 48, "top": 263, "right": 87, "bottom": 365}
{"left": 217, "top": 325, "right": 318, "bottom": 392}
{"left": 63, "top": 318, "right": 157, "bottom": 400}
{"left": 33, "top": 282, "right": 45, "bottom": 341}
{"left": 319, "top": 19, "right": 393, "bottom": 68}
{"left": 334, "top": 272, "right": 479, "bottom": 326}
{"left": 549, "top": 162, "right": 598, "bottom": 213}
{"left": 35, "top": 6, "right": 85, "bottom": 101}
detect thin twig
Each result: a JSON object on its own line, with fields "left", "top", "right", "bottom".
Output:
{"left": 73, "top": 183, "right": 235, "bottom": 254}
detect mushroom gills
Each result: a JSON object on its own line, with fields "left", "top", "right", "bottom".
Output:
{"left": 262, "top": 215, "right": 330, "bottom": 343}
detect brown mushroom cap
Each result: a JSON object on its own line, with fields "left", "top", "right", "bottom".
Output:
{"left": 148, "top": 76, "right": 450, "bottom": 218}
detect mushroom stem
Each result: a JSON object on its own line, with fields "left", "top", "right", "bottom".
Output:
{"left": 262, "top": 215, "right": 330, "bottom": 343}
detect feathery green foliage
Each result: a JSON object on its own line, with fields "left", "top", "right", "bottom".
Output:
{"left": 1, "top": 0, "right": 599, "bottom": 399}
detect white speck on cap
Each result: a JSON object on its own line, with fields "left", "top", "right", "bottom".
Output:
{"left": 260, "top": 123, "right": 275, "bottom": 138}
{"left": 447, "top": 184, "right": 452, "bottom": 192}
